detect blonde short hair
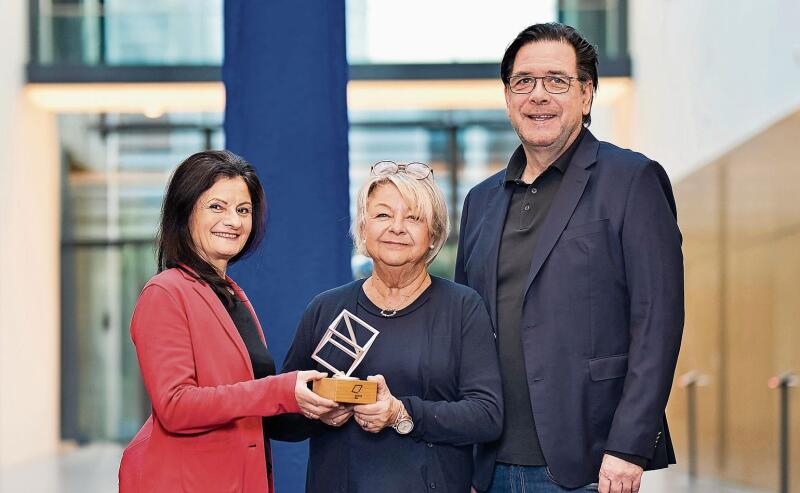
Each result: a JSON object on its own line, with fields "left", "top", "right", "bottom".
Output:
{"left": 352, "top": 171, "right": 450, "bottom": 266}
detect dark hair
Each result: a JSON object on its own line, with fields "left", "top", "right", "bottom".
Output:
{"left": 501, "top": 22, "right": 598, "bottom": 126}
{"left": 157, "top": 150, "right": 266, "bottom": 307}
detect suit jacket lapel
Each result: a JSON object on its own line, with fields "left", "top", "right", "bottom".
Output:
{"left": 192, "top": 282, "right": 254, "bottom": 378}
{"left": 522, "top": 133, "right": 599, "bottom": 299}
{"left": 474, "top": 179, "right": 513, "bottom": 331}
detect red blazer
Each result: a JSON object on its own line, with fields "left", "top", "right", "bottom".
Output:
{"left": 118, "top": 268, "right": 300, "bottom": 493}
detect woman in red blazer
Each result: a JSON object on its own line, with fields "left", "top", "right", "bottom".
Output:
{"left": 118, "top": 150, "right": 338, "bottom": 493}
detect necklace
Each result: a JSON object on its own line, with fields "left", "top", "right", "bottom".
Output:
{"left": 369, "top": 273, "right": 431, "bottom": 317}
{"left": 380, "top": 307, "right": 400, "bottom": 317}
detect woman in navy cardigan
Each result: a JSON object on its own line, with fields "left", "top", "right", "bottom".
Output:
{"left": 278, "top": 161, "right": 503, "bottom": 493}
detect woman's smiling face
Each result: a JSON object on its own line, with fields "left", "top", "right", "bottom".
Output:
{"left": 189, "top": 176, "right": 253, "bottom": 273}
{"left": 362, "top": 183, "right": 431, "bottom": 270}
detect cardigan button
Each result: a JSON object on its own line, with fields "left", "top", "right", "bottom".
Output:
{"left": 427, "top": 442, "right": 433, "bottom": 448}
{"left": 429, "top": 482, "right": 436, "bottom": 489}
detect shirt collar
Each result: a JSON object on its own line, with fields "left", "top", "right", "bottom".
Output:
{"left": 504, "top": 126, "right": 587, "bottom": 184}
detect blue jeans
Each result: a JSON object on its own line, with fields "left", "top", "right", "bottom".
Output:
{"left": 485, "top": 464, "right": 598, "bottom": 492}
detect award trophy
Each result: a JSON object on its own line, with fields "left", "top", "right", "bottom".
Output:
{"left": 311, "top": 309, "right": 380, "bottom": 404}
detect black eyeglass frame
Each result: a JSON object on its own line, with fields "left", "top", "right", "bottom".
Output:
{"left": 370, "top": 161, "right": 434, "bottom": 180}
{"left": 507, "top": 75, "right": 583, "bottom": 95}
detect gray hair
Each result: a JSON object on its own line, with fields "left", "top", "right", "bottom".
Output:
{"left": 352, "top": 172, "right": 449, "bottom": 266}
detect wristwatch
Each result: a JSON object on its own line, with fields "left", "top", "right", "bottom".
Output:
{"left": 391, "top": 402, "right": 414, "bottom": 435}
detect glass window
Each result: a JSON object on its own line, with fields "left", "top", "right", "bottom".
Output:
{"left": 33, "top": 0, "right": 628, "bottom": 68}
{"left": 346, "top": 0, "right": 557, "bottom": 63}
{"left": 60, "top": 112, "right": 222, "bottom": 442}
{"left": 35, "top": 0, "right": 223, "bottom": 65}
{"left": 105, "top": 0, "right": 223, "bottom": 65}
{"left": 559, "top": 0, "right": 627, "bottom": 59}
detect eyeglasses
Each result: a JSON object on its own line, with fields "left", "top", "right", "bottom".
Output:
{"left": 507, "top": 75, "right": 581, "bottom": 95}
{"left": 370, "top": 161, "right": 433, "bottom": 180}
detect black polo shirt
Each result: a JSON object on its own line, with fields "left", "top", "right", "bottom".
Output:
{"left": 495, "top": 129, "right": 585, "bottom": 465}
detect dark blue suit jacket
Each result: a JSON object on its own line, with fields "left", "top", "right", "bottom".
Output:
{"left": 455, "top": 131, "right": 683, "bottom": 490}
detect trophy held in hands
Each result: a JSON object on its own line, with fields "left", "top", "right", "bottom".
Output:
{"left": 311, "top": 309, "right": 379, "bottom": 404}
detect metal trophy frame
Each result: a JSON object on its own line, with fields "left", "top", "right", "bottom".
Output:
{"left": 310, "top": 309, "right": 380, "bottom": 403}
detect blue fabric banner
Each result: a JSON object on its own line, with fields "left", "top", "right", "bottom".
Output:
{"left": 223, "top": 1, "right": 351, "bottom": 490}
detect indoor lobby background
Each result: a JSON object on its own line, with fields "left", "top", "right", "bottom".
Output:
{"left": 1, "top": 1, "right": 798, "bottom": 492}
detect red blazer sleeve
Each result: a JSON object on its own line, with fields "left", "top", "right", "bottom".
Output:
{"left": 131, "top": 283, "right": 301, "bottom": 434}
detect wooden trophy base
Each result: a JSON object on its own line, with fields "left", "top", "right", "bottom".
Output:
{"left": 313, "top": 377, "right": 377, "bottom": 404}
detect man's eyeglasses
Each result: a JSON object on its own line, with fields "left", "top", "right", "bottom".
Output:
{"left": 507, "top": 75, "right": 581, "bottom": 95}
{"left": 370, "top": 161, "right": 433, "bottom": 180}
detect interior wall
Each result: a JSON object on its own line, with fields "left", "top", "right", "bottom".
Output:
{"left": 0, "top": 0, "right": 61, "bottom": 468}
{"left": 669, "top": 160, "right": 724, "bottom": 478}
{"left": 629, "top": 0, "right": 800, "bottom": 181}
{"left": 669, "top": 110, "right": 800, "bottom": 492}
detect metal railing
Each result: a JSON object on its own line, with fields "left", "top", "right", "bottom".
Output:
{"left": 680, "top": 368, "right": 797, "bottom": 493}
{"left": 678, "top": 370, "right": 710, "bottom": 479}
{"left": 768, "top": 372, "right": 797, "bottom": 493}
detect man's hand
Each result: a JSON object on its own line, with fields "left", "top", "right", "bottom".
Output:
{"left": 598, "top": 454, "right": 643, "bottom": 493}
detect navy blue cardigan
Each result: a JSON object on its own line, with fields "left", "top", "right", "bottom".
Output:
{"left": 277, "top": 277, "right": 503, "bottom": 493}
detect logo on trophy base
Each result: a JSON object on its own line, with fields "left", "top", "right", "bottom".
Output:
{"left": 311, "top": 309, "right": 379, "bottom": 404}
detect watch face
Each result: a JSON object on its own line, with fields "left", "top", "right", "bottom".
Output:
{"left": 396, "top": 419, "right": 413, "bottom": 434}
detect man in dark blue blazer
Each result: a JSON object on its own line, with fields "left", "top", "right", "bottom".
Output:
{"left": 455, "top": 23, "right": 683, "bottom": 493}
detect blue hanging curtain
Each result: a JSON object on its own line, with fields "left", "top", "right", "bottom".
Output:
{"left": 223, "top": 1, "right": 351, "bottom": 490}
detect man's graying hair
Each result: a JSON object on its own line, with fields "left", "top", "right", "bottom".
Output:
{"left": 501, "top": 22, "right": 599, "bottom": 126}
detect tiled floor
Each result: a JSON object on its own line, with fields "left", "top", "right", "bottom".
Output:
{"left": 0, "top": 443, "right": 773, "bottom": 493}
{"left": 1, "top": 443, "right": 124, "bottom": 493}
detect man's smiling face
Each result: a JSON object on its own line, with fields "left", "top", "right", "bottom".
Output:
{"left": 504, "top": 40, "right": 593, "bottom": 155}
